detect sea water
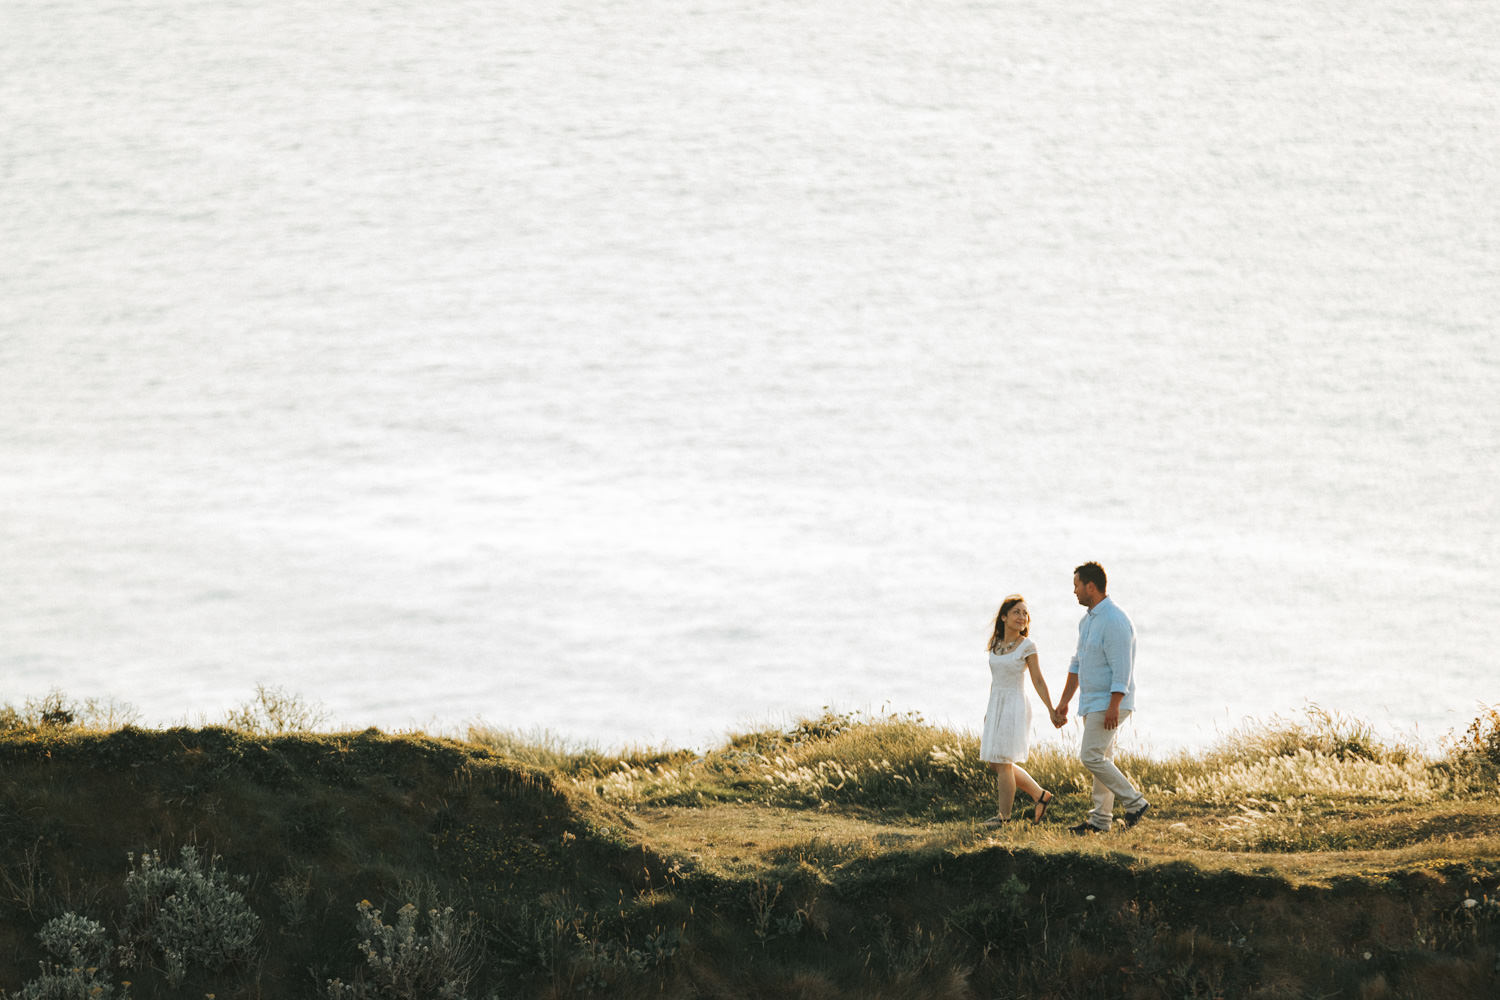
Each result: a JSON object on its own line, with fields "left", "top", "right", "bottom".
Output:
{"left": 2, "top": 0, "right": 1496, "bottom": 752}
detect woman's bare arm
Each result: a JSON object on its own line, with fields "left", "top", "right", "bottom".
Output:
{"left": 1025, "top": 654, "right": 1054, "bottom": 714}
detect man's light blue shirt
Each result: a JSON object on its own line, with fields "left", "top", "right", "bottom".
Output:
{"left": 1068, "top": 596, "right": 1136, "bottom": 715}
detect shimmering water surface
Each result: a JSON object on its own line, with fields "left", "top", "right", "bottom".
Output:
{"left": 3, "top": 0, "right": 1496, "bottom": 751}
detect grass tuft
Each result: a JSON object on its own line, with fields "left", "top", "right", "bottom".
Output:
{"left": 1202, "top": 703, "right": 1416, "bottom": 766}
{"left": 1439, "top": 702, "right": 1500, "bottom": 788}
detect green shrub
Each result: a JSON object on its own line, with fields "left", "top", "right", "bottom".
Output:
{"left": 35, "top": 913, "right": 111, "bottom": 968}
{"left": 326, "top": 893, "right": 482, "bottom": 1000}
{"left": 12, "top": 966, "right": 124, "bottom": 1000}
{"left": 6, "top": 849, "right": 260, "bottom": 998}
{"left": 14, "top": 913, "right": 126, "bottom": 1000}
{"left": 118, "top": 846, "right": 260, "bottom": 985}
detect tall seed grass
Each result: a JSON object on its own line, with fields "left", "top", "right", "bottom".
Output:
{"left": 565, "top": 709, "right": 1087, "bottom": 817}
{"left": 530, "top": 705, "right": 1491, "bottom": 817}
{"left": 1162, "top": 749, "right": 1448, "bottom": 805}
{"left": 6, "top": 693, "right": 1497, "bottom": 815}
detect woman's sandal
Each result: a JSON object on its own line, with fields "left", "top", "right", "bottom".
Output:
{"left": 1031, "top": 791, "right": 1055, "bottom": 824}
{"left": 981, "top": 815, "right": 1010, "bottom": 828}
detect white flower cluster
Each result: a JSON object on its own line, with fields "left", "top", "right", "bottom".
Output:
{"left": 1460, "top": 889, "right": 1500, "bottom": 914}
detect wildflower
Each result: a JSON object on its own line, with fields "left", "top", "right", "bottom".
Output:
{"left": 1463, "top": 898, "right": 1479, "bottom": 909}
{"left": 1363, "top": 952, "right": 1372, "bottom": 960}
{"left": 1085, "top": 894, "right": 1095, "bottom": 901}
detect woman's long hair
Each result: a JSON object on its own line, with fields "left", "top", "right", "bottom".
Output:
{"left": 988, "top": 594, "right": 1028, "bottom": 653}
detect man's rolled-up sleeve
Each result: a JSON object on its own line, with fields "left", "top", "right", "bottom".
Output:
{"left": 1105, "top": 617, "right": 1134, "bottom": 693}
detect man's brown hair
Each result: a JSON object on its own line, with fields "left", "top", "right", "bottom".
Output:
{"left": 1075, "top": 561, "right": 1107, "bottom": 593}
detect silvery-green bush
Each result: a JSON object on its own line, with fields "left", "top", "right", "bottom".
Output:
{"left": 14, "top": 913, "right": 125, "bottom": 999}
{"left": 119, "top": 846, "right": 259, "bottom": 985}
{"left": 36, "top": 913, "right": 111, "bottom": 968}
{"left": 326, "top": 898, "right": 480, "bottom": 1000}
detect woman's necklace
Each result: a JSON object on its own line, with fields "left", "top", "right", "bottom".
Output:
{"left": 995, "top": 635, "right": 1024, "bottom": 655}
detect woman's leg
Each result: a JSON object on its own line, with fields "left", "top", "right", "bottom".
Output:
{"left": 994, "top": 762, "right": 1018, "bottom": 817}
{"left": 1012, "top": 765, "right": 1043, "bottom": 802}
{"left": 1013, "top": 764, "right": 1054, "bottom": 820}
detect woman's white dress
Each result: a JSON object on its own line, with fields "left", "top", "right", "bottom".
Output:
{"left": 980, "top": 637, "right": 1037, "bottom": 764}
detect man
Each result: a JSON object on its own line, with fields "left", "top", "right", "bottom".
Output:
{"left": 1052, "top": 561, "right": 1149, "bottom": 834}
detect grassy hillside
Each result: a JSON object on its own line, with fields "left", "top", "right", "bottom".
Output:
{"left": 0, "top": 698, "right": 1497, "bottom": 999}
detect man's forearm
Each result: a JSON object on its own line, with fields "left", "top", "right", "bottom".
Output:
{"left": 1058, "top": 673, "right": 1079, "bottom": 708}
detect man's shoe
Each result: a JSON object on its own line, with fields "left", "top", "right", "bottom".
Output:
{"left": 1123, "top": 803, "right": 1150, "bottom": 828}
{"left": 1069, "top": 821, "right": 1106, "bottom": 836}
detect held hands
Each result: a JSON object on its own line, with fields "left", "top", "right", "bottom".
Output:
{"left": 1048, "top": 704, "right": 1120, "bottom": 729}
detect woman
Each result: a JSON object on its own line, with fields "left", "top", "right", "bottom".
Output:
{"left": 979, "top": 594, "right": 1058, "bottom": 826}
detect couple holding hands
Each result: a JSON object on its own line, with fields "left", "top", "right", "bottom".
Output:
{"left": 979, "top": 561, "right": 1150, "bottom": 835}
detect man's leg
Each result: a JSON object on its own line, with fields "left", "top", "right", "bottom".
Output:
{"left": 1079, "top": 710, "right": 1147, "bottom": 830}
{"left": 1089, "top": 770, "right": 1114, "bottom": 830}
